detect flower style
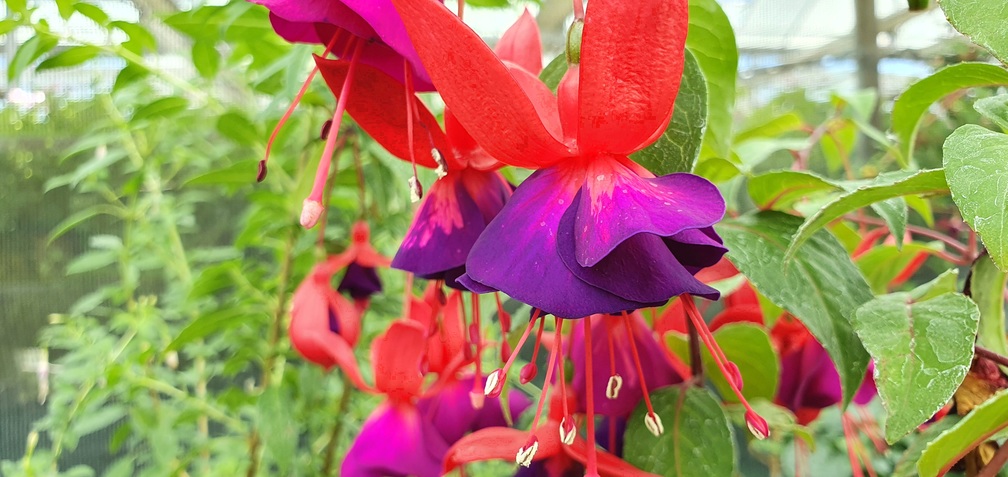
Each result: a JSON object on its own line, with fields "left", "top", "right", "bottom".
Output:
{"left": 250, "top": 0, "right": 444, "bottom": 228}
{"left": 314, "top": 11, "right": 548, "bottom": 288}
{"left": 390, "top": 0, "right": 726, "bottom": 318}
{"left": 342, "top": 319, "right": 530, "bottom": 477}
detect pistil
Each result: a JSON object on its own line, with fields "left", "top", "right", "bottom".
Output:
{"left": 622, "top": 312, "right": 662, "bottom": 436}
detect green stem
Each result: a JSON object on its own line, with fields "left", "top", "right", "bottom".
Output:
{"left": 321, "top": 375, "right": 354, "bottom": 476}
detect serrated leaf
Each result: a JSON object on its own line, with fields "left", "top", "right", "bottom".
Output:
{"left": 853, "top": 292, "right": 979, "bottom": 443}
{"left": 624, "top": 386, "right": 735, "bottom": 476}
{"left": 891, "top": 417, "right": 958, "bottom": 477}
{"left": 36, "top": 45, "right": 100, "bottom": 71}
{"left": 971, "top": 254, "right": 1008, "bottom": 358}
{"left": 871, "top": 198, "right": 907, "bottom": 249}
{"left": 911, "top": 269, "right": 960, "bottom": 302}
{"left": 974, "top": 93, "right": 1008, "bottom": 131}
{"left": 8, "top": 34, "right": 58, "bottom": 81}
{"left": 666, "top": 323, "right": 779, "bottom": 403}
{"left": 918, "top": 390, "right": 1008, "bottom": 477}
{"left": 944, "top": 124, "right": 1008, "bottom": 271}
{"left": 632, "top": 50, "right": 706, "bottom": 175}
{"left": 892, "top": 63, "right": 1008, "bottom": 164}
{"left": 785, "top": 169, "right": 949, "bottom": 260}
{"left": 940, "top": 0, "right": 1008, "bottom": 65}
{"left": 718, "top": 211, "right": 872, "bottom": 406}
{"left": 686, "top": 0, "right": 737, "bottom": 161}
{"left": 131, "top": 96, "right": 189, "bottom": 123}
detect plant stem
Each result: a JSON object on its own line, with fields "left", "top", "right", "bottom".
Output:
{"left": 843, "top": 214, "right": 971, "bottom": 255}
{"left": 977, "top": 440, "right": 1008, "bottom": 477}
{"left": 975, "top": 345, "right": 1008, "bottom": 369}
{"left": 686, "top": 318, "right": 704, "bottom": 381}
{"left": 321, "top": 374, "right": 354, "bottom": 476}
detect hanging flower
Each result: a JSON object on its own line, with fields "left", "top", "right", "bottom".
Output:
{"left": 390, "top": 0, "right": 726, "bottom": 318}
{"left": 329, "top": 221, "right": 391, "bottom": 314}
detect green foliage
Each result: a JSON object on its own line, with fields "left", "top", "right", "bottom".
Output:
{"left": 940, "top": 0, "right": 1008, "bottom": 65}
{"left": 666, "top": 323, "right": 779, "bottom": 403}
{"left": 918, "top": 390, "right": 1008, "bottom": 477}
{"left": 686, "top": 0, "right": 737, "bottom": 162}
{"left": 718, "top": 212, "right": 872, "bottom": 406}
{"left": 944, "top": 124, "right": 1008, "bottom": 270}
{"left": 972, "top": 254, "right": 1008, "bottom": 357}
{"left": 623, "top": 386, "right": 736, "bottom": 476}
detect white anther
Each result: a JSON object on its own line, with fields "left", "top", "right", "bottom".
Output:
{"left": 300, "top": 199, "right": 324, "bottom": 228}
{"left": 605, "top": 374, "right": 623, "bottom": 400}
{"left": 515, "top": 441, "right": 538, "bottom": 467}
{"left": 483, "top": 369, "right": 503, "bottom": 397}
{"left": 644, "top": 412, "right": 664, "bottom": 437}
{"left": 408, "top": 176, "right": 423, "bottom": 203}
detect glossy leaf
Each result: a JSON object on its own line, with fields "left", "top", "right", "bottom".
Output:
{"left": 974, "top": 93, "right": 1008, "bottom": 131}
{"left": 971, "top": 254, "right": 1008, "bottom": 358}
{"left": 918, "top": 390, "right": 1008, "bottom": 477}
{"left": 686, "top": 0, "right": 737, "bottom": 161}
{"left": 665, "top": 323, "right": 779, "bottom": 403}
{"left": 940, "top": 0, "right": 1008, "bottom": 64}
{"left": 624, "top": 386, "right": 735, "bottom": 476}
{"left": 632, "top": 50, "right": 707, "bottom": 175}
{"left": 718, "top": 211, "right": 872, "bottom": 406}
{"left": 748, "top": 170, "right": 839, "bottom": 210}
{"left": 855, "top": 242, "right": 941, "bottom": 294}
{"left": 891, "top": 417, "right": 958, "bottom": 477}
{"left": 891, "top": 63, "right": 1008, "bottom": 164}
{"left": 852, "top": 292, "right": 979, "bottom": 442}
{"left": 945, "top": 125, "right": 1008, "bottom": 271}
{"left": 785, "top": 169, "right": 949, "bottom": 261}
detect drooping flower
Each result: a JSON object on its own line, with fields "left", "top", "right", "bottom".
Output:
{"left": 390, "top": 0, "right": 726, "bottom": 318}
{"left": 342, "top": 319, "right": 531, "bottom": 477}
{"left": 250, "top": 0, "right": 444, "bottom": 228}
{"left": 314, "top": 11, "right": 545, "bottom": 289}
{"left": 329, "top": 221, "right": 391, "bottom": 313}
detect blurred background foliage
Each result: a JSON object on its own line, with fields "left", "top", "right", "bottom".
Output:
{"left": 0, "top": 0, "right": 1003, "bottom": 475}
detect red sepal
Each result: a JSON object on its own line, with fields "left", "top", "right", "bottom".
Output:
{"left": 443, "top": 425, "right": 560, "bottom": 473}
{"left": 495, "top": 9, "right": 542, "bottom": 74}
{"left": 372, "top": 319, "right": 428, "bottom": 401}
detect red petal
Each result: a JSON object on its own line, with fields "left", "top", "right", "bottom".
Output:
{"left": 709, "top": 306, "right": 764, "bottom": 331}
{"left": 389, "top": 0, "right": 570, "bottom": 168}
{"left": 577, "top": 0, "right": 688, "bottom": 155}
{"left": 314, "top": 56, "right": 447, "bottom": 168}
{"left": 495, "top": 9, "right": 542, "bottom": 74}
{"left": 372, "top": 319, "right": 428, "bottom": 400}
{"left": 444, "top": 109, "right": 500, "bottom": 171}
{"left": 563, "top": 438, "right": 660, "bottom": 477}
{"left": 443, "top": 425, "right": 560, "bottom": 473}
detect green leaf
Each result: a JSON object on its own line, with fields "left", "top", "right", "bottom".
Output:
{"left": 631, "top": 50, "right": 707, "bottom": 175}
{"left": 216, "top": 110, "right": 261, "bottom": 145}
{"left": 665, "top": 323, "right": 779, "bottom": 403}
{"left": 725, "top": 399, "right": 814, "bottom": 447}
{"left": 940, "top": 0, "right": 1008, "bottom": 64}
{"left": 8, "top": 34, "right": 58, "bottom": 81}
{"left": 113, "top": 63, "right": 150, "bottom": 92}
{"left": 110, "top": 21, "right": 157, "bottom": 55}
{"left": 748, "top": 170, "right": 839, "bottom": 210}
{"left": 892, "top": 63, "right": 1008, "bottom": 164}
{"left": 734, "top": 112, "right": 805, "bottom": 142}
{"left": 192, "top": 40, "right": 220, "bottom": 78}
{"left": 693, "top": 157, "right": 740, "bottom": 183}
{"left": 918, "top": 390, "right": 1008, "bottom": 477}
{"left": 73, "top": 404, "right": 126, "bottom": 436}
{"left": 686, "top": 0, "right": 737, "bottom": 161}
{"left": 186, "top": 161, "right": 257, "bottom": 187}
{"left": 623, "top": 386, "right": 735, "bottom": 476}
{"left": 910, "top": 269, "right": 960, "bottom": 302}
{"left": 48, "top": 204, "right": 124, "bottom": 244}
{"left": 944, "top": 124, "right": 1008, "bottom": 270}
{"left": 971, "top": 254, "right": 1008, "bottom": 358}
{"left": 7, "top": 0, "right": 27, "bottom": 14}
{"left": 855, "top": 242, "right": 941, "bottom": 294}
{"left": 56, "top": 0, "right": 75, "bottom": 19}
{"left": 871, "top": 198, "right": 907, "bottom": 249}
{"left": 36, "top": 45, "right": 100, "bottom": 71}
{"left": 785, "top": 169, "right": 949, "bottom": 260}
{"left": 73, "top": 2, "right": 109, "bottom": 26}
{"left": 539, "top": 53, "right": 566, "bottom": 92}
{"left": 131, "top": 96, "right": 189, "bottom": 123}
{"left": 892, "top": 417, "right": 958, "bottom": 477}
{"left": 166, "top": 309, "right": 250, "bottom": 351}
{"left": 718, "top": 211, "right": 872, "bottom": 406}
{"left": 66, "top": 249, "right": 118, "bottom": 275}
{"left": 852, "top": 292, "right": 979, "bottom": 443}
{"left": 974, "top": 94, "right": 1008, "bottom": 131}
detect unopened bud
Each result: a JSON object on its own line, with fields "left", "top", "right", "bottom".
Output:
{"left": 559, "top": 417, "right": 576, "bottom": 445}
{"left": 516, "top": 437, "right": 538, "bottom": 467}
{"left": 644, "top": 412, "right": 664, "bottom": 437}
{"left": 484, "top": 369, "right": 505, "bottom": 397}
{"left": 469, "top": 390, "right": 485, "bottom": 410}
{"left": 320, "top": 119, "right": 333, "bottom": 140}
{"left": 606, "top": 374, "right": 623, "bottom": 400}
{"left": 408, "top": 176, "right": 423, "bottom": 203}
{"left": 725, "top": 361, "right": 744, "bottom": 390}
{"left": 745, "top": 410, "right": 770, "bottom": 440}
{"left": 300, "top": 199, "right": 324, "bottom": 229}
{"left": 500, "top": 342, "right": 511, "bottom": 363}
{"left": 432, "top": 148, "right": 448, "bottom": 178}
{"left": 519, "top": 362, "right": 538, "bottom": 384}
{"left": 565, "top": 19, "right": 584, "bottom": 64}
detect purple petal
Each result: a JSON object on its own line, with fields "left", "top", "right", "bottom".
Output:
{"left": 570, "top": 314, "right": 683, "bottom": 417}
{"left": 417, "top": 376, "right": 531, "bottom": 445}
{"left": 337, "top": 262, "right": 382, "bottom": 299}
{"left": 664, "top": 227, "right": 728, "bottom": 274}
{"left": 465, "top": 168, "right": 649, "bottom": 318}
{"left": 776, "top": 339, "right": 843, "bottom": 413}
{"left": 574, "top": 161, "right": 725, "bottom": 268}
{"left": 393, "top": 177, "right": 485, "bottom": 277}
{"left": 341, "top": 403, "right": 447, "bottom": 477}
{"left": 854, "top": 362, "right": 877, "bottom": 405}
{"left": 558, "top": 191, "right": 719, "bottom": 303}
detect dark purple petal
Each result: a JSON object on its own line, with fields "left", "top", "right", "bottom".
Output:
{"left": 664, "top": 226, "right": 728, "bottom": 274}
{"left": 341, "top": 403, "right": 447, "bottom": 477}
{"left": 465, "top": 168, "right": 649, "bottom": 318}
{"left": 417, "top": 376, "right": 531, "bottom": 446}
{"left": 598, "top": 416, "right": 627, "bottom": 456}
{"left": 854, "top": 363, "right": 877, "bottom": 405}
{"left": 776, "top": 339, "right": 843, "bottom": 412}
{"left": 558, "top": 191, "right": 719, "bottom": 303}
{"left": 570, "top": 314, "right": 683, "bottom": 417}
{"left": 337, "top": 262, "right": 382, "bottom": 299}
{"left": 574, "top": 161, "right": 725, "bottom": 268}
{"left": 393, "top": 177, "right": 486, "bottom": 277}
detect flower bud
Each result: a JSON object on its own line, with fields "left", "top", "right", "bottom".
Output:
{"left": 565, "top": 20, "right": 584, "bottom": 65}
{"left": 300, "top": 199, "right": 324, "bottom": 229}
{"left": 745, "top": 410, "right": 770, "bottom": 440}
{"left": 725, "top": 361, "right": 744, "bottom": 390}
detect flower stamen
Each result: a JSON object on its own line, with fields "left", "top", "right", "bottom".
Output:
{"left": 622, "top": 311, "right": 662, "bottom": 435}
{"left": 403, "top": 60, "right": 422, "bottom": 202}
{"left": 470, "top": 293, "right": 484, "bottom": 409}
{"left": 520, "top": 314, "right": 547, "bottom": 384}
{"left": 485, "top": 309, "right": 542, "bottom": 397}
{"left": 583, "top": 316, "right": 599, "bottom": 477}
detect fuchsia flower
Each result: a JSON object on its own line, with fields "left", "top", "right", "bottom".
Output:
{"left": 250, "top": 0, "right": 444, "bottom": 229}
{"left": 342, "top": 318, "right": 531, "bottom": 477}
{"left": 314, "top": 11, "right": 548, "bottom": 288}
{"left": 390, "top": 0, "right": 726, "bottom": 318}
